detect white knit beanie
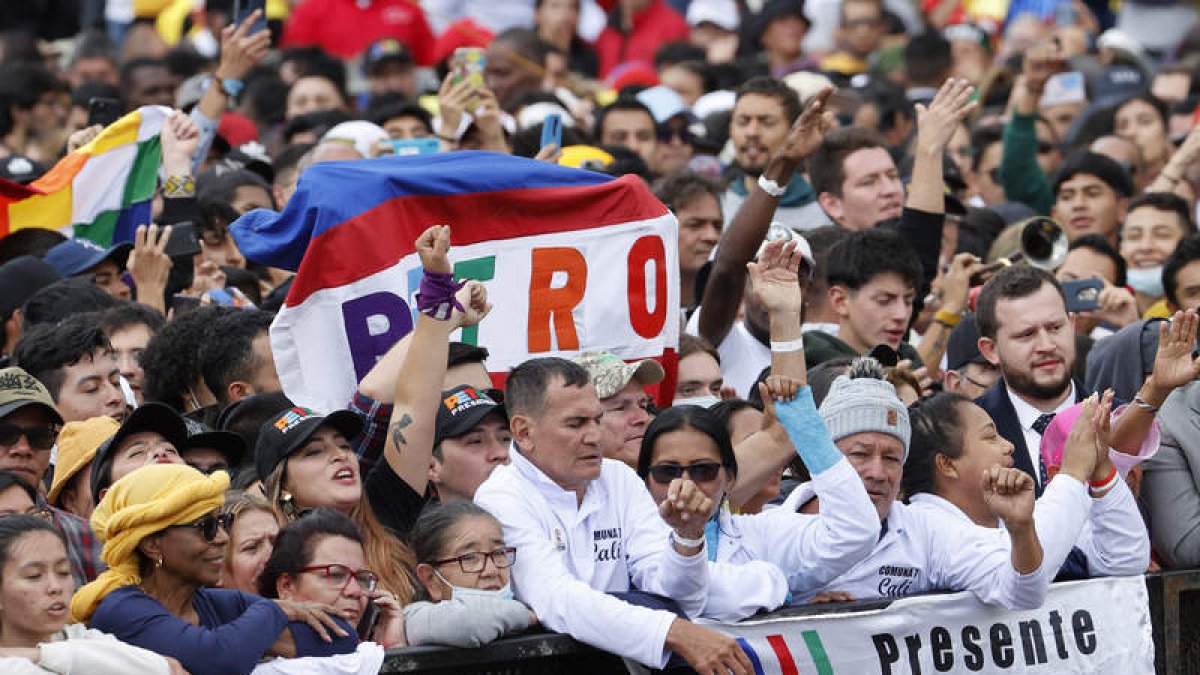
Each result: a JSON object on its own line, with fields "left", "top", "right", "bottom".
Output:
{"left": 818, "top": 357, "right": 911, "bottom": 457}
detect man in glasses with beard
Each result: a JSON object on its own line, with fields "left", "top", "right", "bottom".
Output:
{"left": 975, "top": 265, "right": 1083, "bottom": 496}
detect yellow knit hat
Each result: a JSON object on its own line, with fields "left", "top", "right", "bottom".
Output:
{"left": 49, "top": 416, "right": 119, "bottom": 506}
{"left": 70, "top": 464, "right": 229, "bottom": 623}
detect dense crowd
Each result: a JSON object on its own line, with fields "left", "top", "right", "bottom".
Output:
{"left": 0, "top": 0, "right": 1199, "bottom": 673}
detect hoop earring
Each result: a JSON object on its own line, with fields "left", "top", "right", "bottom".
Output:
{"left": 156, "top": 554, "right": 163, "bottom": 568}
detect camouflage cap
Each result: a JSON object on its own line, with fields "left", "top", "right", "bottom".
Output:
{"left": 0, "top": 367, "right": 63, "bottom": 425}
{"left": 570, "top": 352, "right": 665, "bottom": 399}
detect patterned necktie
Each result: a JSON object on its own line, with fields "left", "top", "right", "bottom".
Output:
{"left": 1031, "top": 413, "right": 1056, "bottom": 485}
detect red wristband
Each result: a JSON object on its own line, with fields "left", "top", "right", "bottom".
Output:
{"left": 1088, "top": 464, "right": 1118, "bottom": 489}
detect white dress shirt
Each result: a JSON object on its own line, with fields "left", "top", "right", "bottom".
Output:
{"left": 1006, "top": 382, "right": 1076, "bottom": 486}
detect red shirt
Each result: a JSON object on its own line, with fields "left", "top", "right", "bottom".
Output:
{"left": 281, "top": 0, "right": 436, "bottom": 64}
{"left": 594, "top": 1, "right": 689, "bottom": 79}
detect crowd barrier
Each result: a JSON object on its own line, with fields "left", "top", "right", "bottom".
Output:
{"left": 378, "top": 571, "right": 1200, "bottom": 674}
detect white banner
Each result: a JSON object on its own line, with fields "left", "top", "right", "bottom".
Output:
{"left": 709, "top": 576, "right": 1154, "bottom": 674}
{"left": 271, "top": 216, "right": 680, "bottom": 412}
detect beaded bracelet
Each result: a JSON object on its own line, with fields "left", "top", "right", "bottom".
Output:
{"left": 163, "top": 174, "right": 195, "bottom": 198}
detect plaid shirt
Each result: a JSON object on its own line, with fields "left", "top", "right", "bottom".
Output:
{"left": 37, "top": 495, "right": 105, "bottom": 588}
{"left": 348, "top": 390, "right": 392, "bottom": 471}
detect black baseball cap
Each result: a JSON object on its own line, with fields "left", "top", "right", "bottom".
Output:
{"left": 0, "top": 256, "right": 60, "bottom": 320}
{"left": 90, "top": 402, "right": 189, "bottom": 502}
{"left": 946, "top": 313, "right": 988, "bottom": 371}
{"left": 183, "top": 417, "right": 247, "bottom": 468}
{"left": 255, "top": 407, "right": 363, "bottom": 481}
{"left": 435, "top": 385, "right": 506, "bottom": 446}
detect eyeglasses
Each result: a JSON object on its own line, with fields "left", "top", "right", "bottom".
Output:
{"left": 647, "top": 461, "right": 722, "bottom": 485}
{"left": 0, "top": 423, "right": 58, "bottom": 451}
{"left": 171, "top": 512, "right": 234, "bottom": 542}
{"left": 297, "top": 564, "right": 380, "bottom": 593}
{"left": 433, "top": 547, "right": 517, "bottom": 573}
{"left": 656, "top": 126, "right": 694, "bottom": 144}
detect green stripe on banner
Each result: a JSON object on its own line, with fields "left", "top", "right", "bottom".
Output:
{"left": 122, "top": 138, "right": 161, "bottom": 206}
{"left": 74, "top": 209, "right": 120, "bottom": 247}
{"left": 802, "top": 630, "right": 834, "bottom": 675}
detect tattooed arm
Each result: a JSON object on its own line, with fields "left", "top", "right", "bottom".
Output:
{"left": 384, "top": 226, "right": 492, "bottom": 493}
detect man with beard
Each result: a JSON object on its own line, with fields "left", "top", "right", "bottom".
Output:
{"left": 722, "top": 77, "right": 827, "bottom": 231}
{"left": 975, "top": 265, "right": 1083, "bottom": 495}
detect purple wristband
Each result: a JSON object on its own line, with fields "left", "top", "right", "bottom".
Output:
{"left": 416, "top": 271, "right": 465, "bottom": 321}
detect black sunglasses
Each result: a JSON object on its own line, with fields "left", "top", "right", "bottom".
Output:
{"left": 0, "top": 423, "right": 58, "bottom": 451}
{"left": 648, "top": 461, "right": 722, "bottom": 485}
{"left": 656, "top": 126, "right": 694, "bottom": 144}
{"left": 172, "top": 512, "right": 234, "bottom": 542}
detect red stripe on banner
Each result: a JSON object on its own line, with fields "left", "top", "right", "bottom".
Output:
{"left": 287, "top": 175, "right": 668, "bottom": 307}
{"left": 766, "top": 634, "right": 800, "bottom": 675}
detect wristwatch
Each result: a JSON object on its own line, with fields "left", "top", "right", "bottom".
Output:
{"left": 757, "top": 173, "right": 787, "bottom": 197}
{"left": 219, "top": 77, "right": 245, "bottom": 98}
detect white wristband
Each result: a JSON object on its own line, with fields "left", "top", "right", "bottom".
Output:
{"left": 758, "top": 174, "right": 786, "bottom": 197}
{"left": 770, "top": 337, "right": 805, "bottom": 353}
{"left": 671, "top": 531, "right": 705, "bottom": 549}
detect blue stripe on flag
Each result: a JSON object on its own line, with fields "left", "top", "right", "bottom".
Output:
{"left": 737, "top": 638, "right": 767, "bottom": 675}
{"left": 113, "top": 199, "right": 153, "bottom": 245}
{"left": 231, "top": 150, "right": 615, "bottom": 273}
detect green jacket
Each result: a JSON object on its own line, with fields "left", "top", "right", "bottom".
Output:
{"left": 998, "top": 112, "right": 1054, "bottom": 216}
{"left": 803, "top": 330, "right": 923, "bottom": 370}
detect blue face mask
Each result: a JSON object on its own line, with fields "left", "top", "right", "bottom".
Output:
{"left": 433, "top": 569, "right": 514, "bottom": 601}
{"left": 1127, "top": 266, "right": 1165, "bottom": 298}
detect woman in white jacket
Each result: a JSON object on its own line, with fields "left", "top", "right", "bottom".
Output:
{"left": 0, "top": 514, "right": 181, "bottom": 675}
{"left": 636, "top": 382, "right": 881, "bottom": 621}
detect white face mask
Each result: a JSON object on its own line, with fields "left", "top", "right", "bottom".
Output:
{"left": 672, "top": 395, "right": 721, "bottom": 408}
{"left": 433, "top": 568, "right": 514, "bottom": 601}
{"left": 1126, "top": 266, "right": 1165, "bottom": 298}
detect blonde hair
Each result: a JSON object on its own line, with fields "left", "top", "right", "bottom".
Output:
{"left": 263, "top": 463, "right": 417, "bottom": 605}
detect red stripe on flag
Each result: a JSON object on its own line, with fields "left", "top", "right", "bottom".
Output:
{"left": 286, "top": 175, "right": 667, "bottom": 307}
{"left": 766, "top": 634, "right": 800, "bottom": 675}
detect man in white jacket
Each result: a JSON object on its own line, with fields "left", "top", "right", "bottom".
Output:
{"left": 474, "top": 357, "right": 754, "bottom": 674}
{"left": 783, "top": 357, "right": 1097, "bottom": 607}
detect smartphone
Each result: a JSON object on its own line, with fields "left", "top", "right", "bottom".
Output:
{"left": 163, "top": 221, "right": 202, "bottom": 259}
{"left": 540, "top": 113, "right": 562, "bottom": 151}
{"left": 171, "top": 293, "right": 200, "bottom": 315}
{"left": 1062, "top": 278, "right": 1103, "bottom": 313}
{"left": 867, "top": 344, "right": 900, "bottom": 367}
{"left": 451, "top": 47, "right": 486, "bottom": 108}
{"left": 357, "top": 599, "right": 381, "bottom": 641}
{"left": 386, "top": 138, "right": 441, "bottom": 156}
{"left": 232, "top": 0, "right": 268, "bottom": 35}
{"left": 87, "top": 97, "right": 121, "bottom": 128}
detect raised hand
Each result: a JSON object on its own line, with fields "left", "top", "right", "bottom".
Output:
{"left": 1021, "top": 42, "right": 1067, "bottom": 96}
{"left": 658, "top": 477, "right": 714, "bottom": 540}
{"left": 67, "top": 124, "right": 103, "bottom": 153}
{"left": 1059, "top": 393, "right": 1101, "bottom": 483}
{"left": 1092, "top": 280, "right": 1140, "bottom": 329}
{"left": 938, "top": 252, "right": 986, "bottom": 315}
{"left": 453, "top": 279, "right": 492, "bottom": 328}
{"left": 771, "top": 86, "right": 836, "bottom": 164}
{"left": 1090, "top": 389, "right": 1116, "bottom": 483}
{"left": 216, "top": 9, "right": 271, "bottom": 83}
{"left": 1151, "top": 310, "right": 1200, "bottom": 394}
{"left": 982, "top": 466, "right": 1036, "bottom": 528}
{"left": 160, "top": 110, "right": 201, "bottom": 175}
{"left": 127, "top": 224, "right": 173, "bottom": 309}
{"left": 914, "top": 78, "right": 978, "bottom": 155}
{"left": 747, "top": 238, "right": 803, "bottom": 315}
{"left": 764, "top": 374, "right": 801, "bottom": 402}
{"left": 415, "top": 225, "right": 452, "bottom": 274}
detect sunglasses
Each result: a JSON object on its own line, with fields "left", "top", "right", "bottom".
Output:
{"left": 172, "top": 512, "right": 234, "bottom": 542}
{"left": 647, "top": 461, "right": 722, "bottom": 485}
{"left": 0, "top": 423, "right": 58, "bottom": 451}
{"left": 656, "top": 127, "right": 694, "bottom": 144}
{"left": 298, "top": 563, "right": 380, "bottom": 593}
{"left": 434, "top": 546, "right": 517, "bottom": 573}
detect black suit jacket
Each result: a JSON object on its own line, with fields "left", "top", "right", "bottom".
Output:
{"left": 975, "top": 381, "right": 1084, "bottom": 497}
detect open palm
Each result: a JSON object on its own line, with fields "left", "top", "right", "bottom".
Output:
{"left": 1153, "top": 311, "right": 1200, "bottom": 391}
